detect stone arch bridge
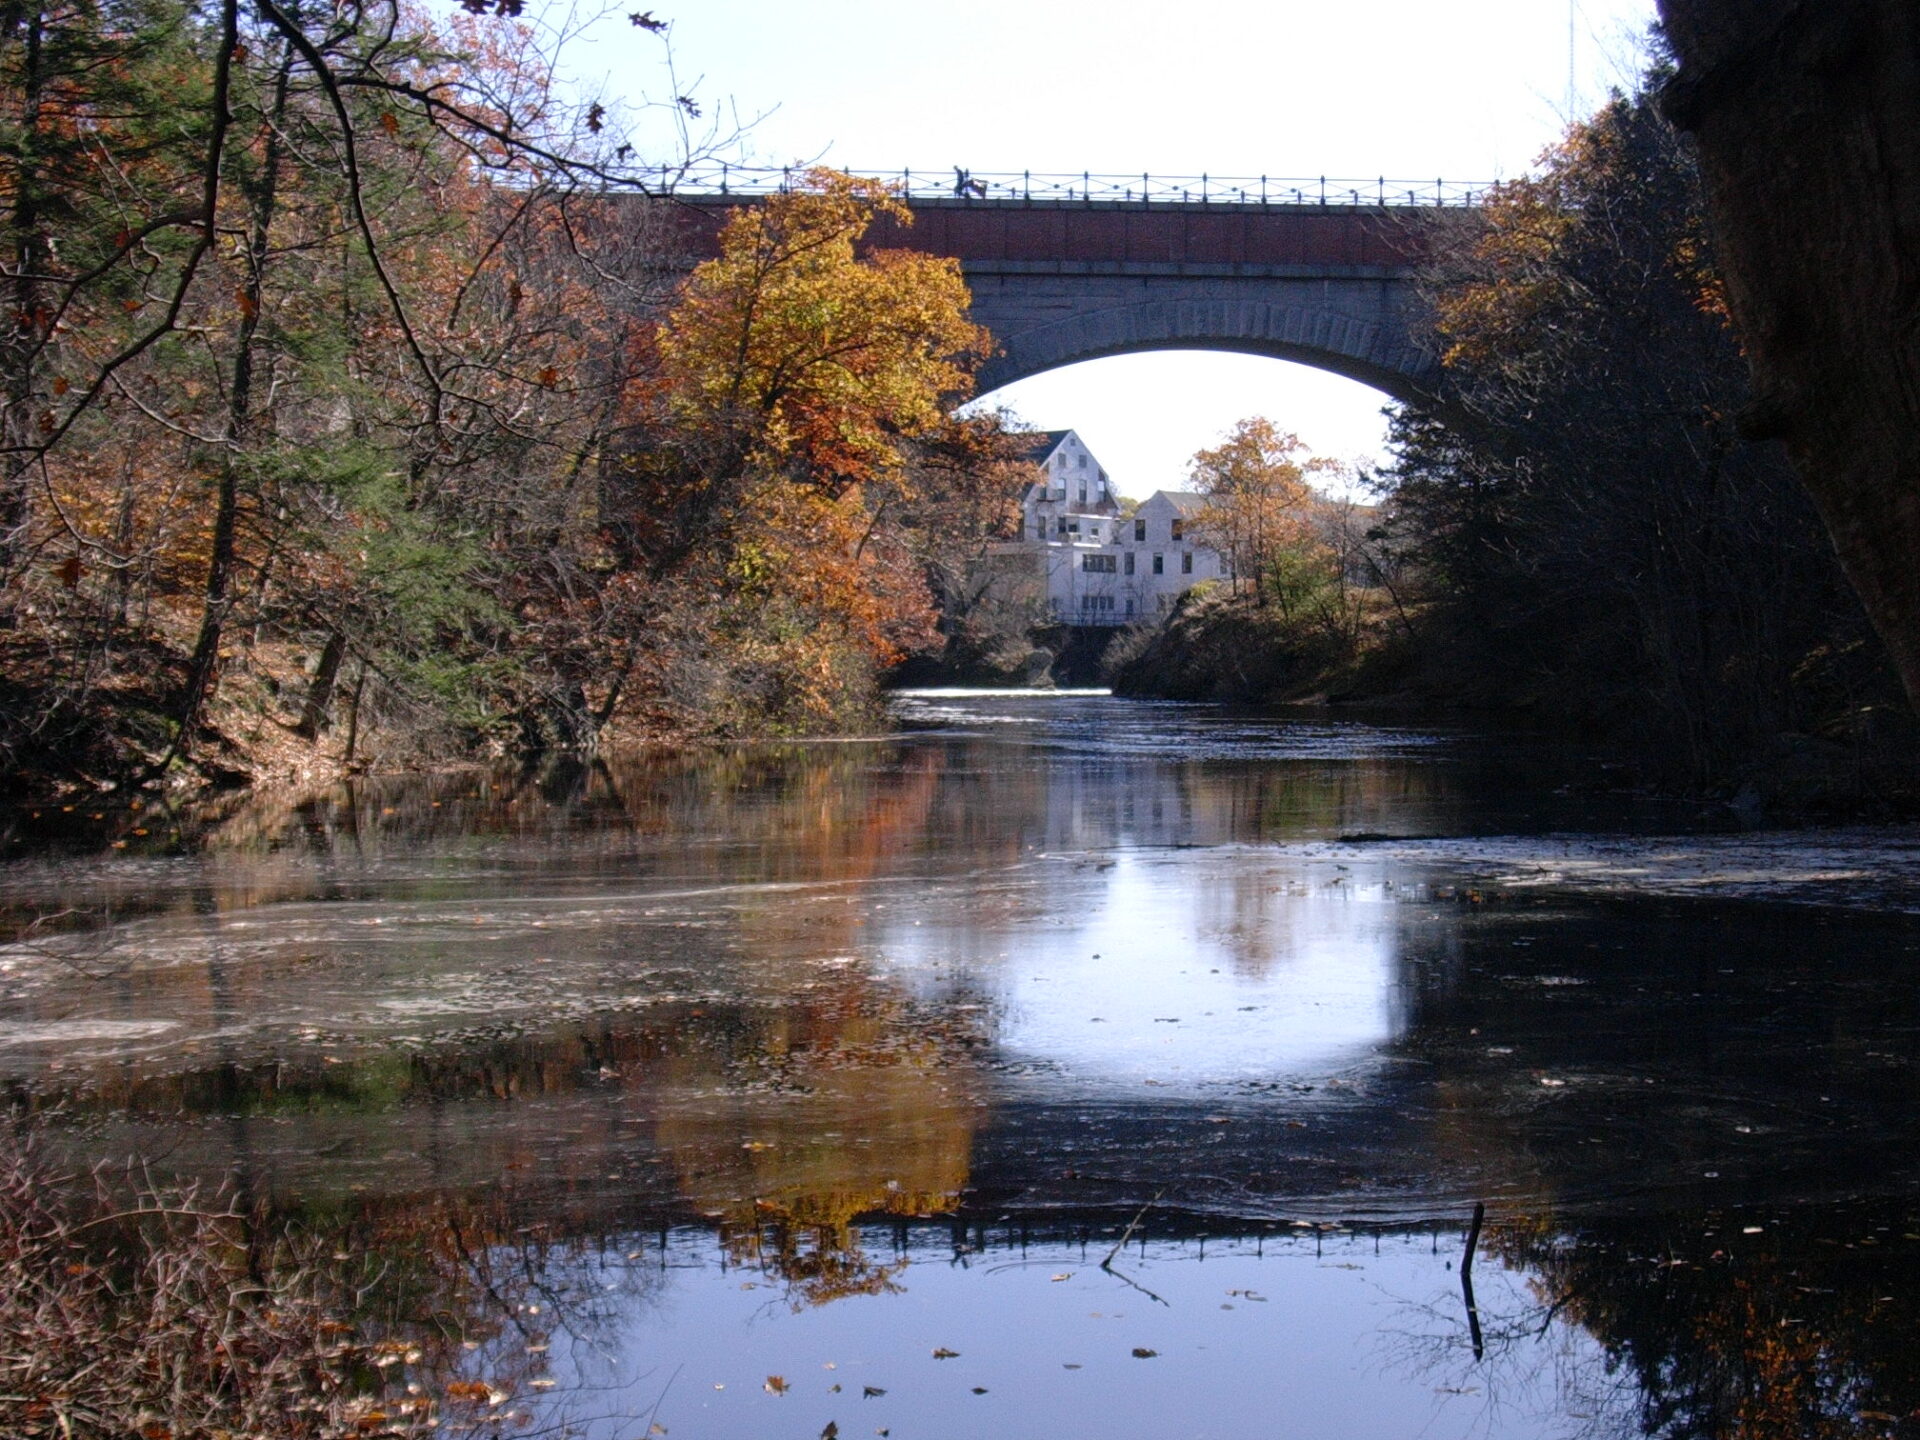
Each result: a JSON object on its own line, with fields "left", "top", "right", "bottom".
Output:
{"left": 669, "top": 171, "right": 1484, "bottom": 403}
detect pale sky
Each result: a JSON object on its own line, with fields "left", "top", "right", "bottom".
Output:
{"left": 557, "top": 0, "right": 1662, "bottom": 495}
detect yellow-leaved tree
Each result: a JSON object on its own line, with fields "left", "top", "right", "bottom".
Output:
{"left": 635, "top": 169, "right": 994, "bottom": 731}
{"left": 1189, "top": 417, "right": 1337, "bottom": 615}
{"left": 658, "top": 169, "right": 988, "bottom": 494}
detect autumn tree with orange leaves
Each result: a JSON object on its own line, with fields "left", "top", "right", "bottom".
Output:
{"left": 601, "top": 170, "right": 994, "bottom": 735}
{"left": 1188, "top": 417, "right": 1336, "bottom": 615}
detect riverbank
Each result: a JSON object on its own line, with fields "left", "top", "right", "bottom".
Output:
{"left": 1106, "top": 587, "right": 1920, "bottom": 817}
{"left": 0, "top": 614, "right": 891, "bottom": 813}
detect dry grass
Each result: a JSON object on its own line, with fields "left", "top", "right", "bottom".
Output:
{"left": 0, "top": 1134, "right": 438, "bottom": 1440}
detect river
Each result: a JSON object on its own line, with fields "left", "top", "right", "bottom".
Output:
{"left": 4, "top": 690, "right": 1920, "bottom": 1439}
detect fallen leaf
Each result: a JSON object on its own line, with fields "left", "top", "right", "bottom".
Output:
{"left": 764, "top": 1375, "right": 789, "bottom": 1395}
{"left": 862, "top": 1387, "right": 886, "bottom": 1398}
{"left": 1132, "top": 1348, "right": 1158, "bottom": 1358}
{"left": 932, "top": 1347, "right": 959, "bottom": 1359}
{"left": 1049, "top": 1273, "right": 1071, "bottom": 1282}
{"left": 971, "top": 1386, "right": 988, "bottom": 1394}
{"left": 821, "top": 1424, "right": 839, "bottom": 1439}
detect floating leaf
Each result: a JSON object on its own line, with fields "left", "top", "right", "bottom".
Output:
{"left": 931, "top": 1347, "right": 959, "bottom": 1359}
{"left": 764, "top": 1375, "right": 789, "bottom": 1395}
{"left": 1131, "top": 1348, "right": 1158, "bottom": 1358}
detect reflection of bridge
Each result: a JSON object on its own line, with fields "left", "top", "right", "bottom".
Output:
{"left": 665, "top": 169, "right": 1487, "bottom": 401}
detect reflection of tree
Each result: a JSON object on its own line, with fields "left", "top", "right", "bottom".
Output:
{"left": 658, "top": 990, "right": 982, "bottom": 1310}
{"left": 1388, "top": 1212, "right": 1920, "bottom": 1440}
{"left": 1508, "top": 1215, "right": 1920, "bottom": 1440}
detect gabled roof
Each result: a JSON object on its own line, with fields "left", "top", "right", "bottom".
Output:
{"left": 1148, "top": 490, "right": 1210, "bottom": 517}
{"left": 1009, "top": 429, "right": 1072, "bottom": 465}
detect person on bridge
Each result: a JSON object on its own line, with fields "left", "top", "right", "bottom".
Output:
{"left": 952, "top": 167, "right": 987, "bottom": 199}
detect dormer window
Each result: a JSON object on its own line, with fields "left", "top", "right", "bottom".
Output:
{"left": 1171, "top": 518, "right": 1185, "bottom": 540}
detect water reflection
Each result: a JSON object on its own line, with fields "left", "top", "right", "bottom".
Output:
{"left": 3, "top": 694, "right": 1920, "bottom": 1436}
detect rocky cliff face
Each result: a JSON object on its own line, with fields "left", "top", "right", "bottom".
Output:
{"left": 1657, "top": 0, "right": 1920, "bottom": 714}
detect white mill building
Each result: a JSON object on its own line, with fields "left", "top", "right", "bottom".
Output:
{"left": 990, "top": 429, "right": 1229, "bottom": 625}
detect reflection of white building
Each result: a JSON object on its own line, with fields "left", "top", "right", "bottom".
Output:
{"left": 988, "top": 430, "right": 1230, "bottom": 626}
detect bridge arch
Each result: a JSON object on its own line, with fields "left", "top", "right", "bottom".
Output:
{"left": 971, "top": 295, "right": 1437, "bottom": 404}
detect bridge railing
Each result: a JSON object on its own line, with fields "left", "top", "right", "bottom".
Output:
{"left": 641, "top": 165, "right": 1492, "bottom": 208}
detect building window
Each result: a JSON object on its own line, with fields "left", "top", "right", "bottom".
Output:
{"left": 1056, "top": 517, "right": 1067, "bottom": 535}
{"left": 1078, "top": 485, "right": 1087, "bottom": 503}
{"left": 1067, "top": 521, "right": 1080, "bottom": 534}
{"left": 1171, "top": 518, "right": 1185, "bottom": 540}
{"left": 1182, "top": 552, "right": 1193, "bottom": 574}
{"left": 1152, "top": 553, "right": 1164, "bottom": 575}
{"left": 1081, "top": 553, "right": 1116, "bottom": 573}
{"left": 1124, "top": 551, "right": 1135, "bottom": 575}
{"left": 1126, "top": 597, "right": 1135, "bottom": 615}
{"left": 1134, "top": 518, "right": 1146, "bottom": 542}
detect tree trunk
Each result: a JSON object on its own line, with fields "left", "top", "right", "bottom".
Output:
{"left": 0, "top": 6, "right": 49, "bottom": 599}
{"left": 295, "top": 629, "right": 346, "bottom": 739}
{"left": 166, "top": 47, "right": 290, "bottom": 766}
{"left": 1656, "top": 0, "right": 1920, "bottom": 711}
